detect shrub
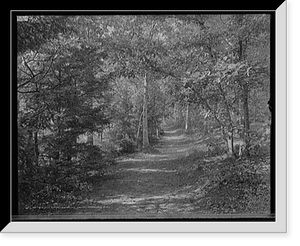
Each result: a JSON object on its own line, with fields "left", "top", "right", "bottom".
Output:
{"left": 205, "top": 138, "right": 227, "bottom": 157}
{"left": 248, "top": 128, "right": 270, "bottom": 156}
{"left": 18, "top": 143, "right": 116, "bottom": 215}
{"left": 18, "top": 164, "right": 91, "bottom": 214}
{"left": 118, "top": 138, "right": 136, "bottom": 154}
{"left": 202, "top": 157, "right": 270, "bottom": 214}
{"left": 100, "top": 141, "right": 122, "bottom": 157}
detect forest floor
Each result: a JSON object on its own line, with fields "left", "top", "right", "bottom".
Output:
{"left": 54, "top": 124, "right": 270, "bottom": 219}
{"left": 16, "top": 125, "right": 271, "bottom": 220}
{"left": 72, "top": 126, "right": 212, "bottom": 219}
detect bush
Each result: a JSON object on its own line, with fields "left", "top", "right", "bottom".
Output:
{"left": 100, "top": 141, "right": 122, "bottom": 157}
{"left": 249, "top": 129, "right": 270, "bottom": 156}
{"left": 18, "top": 164, "right": 91, "bottom": 214}
{"left": 249, "top": 124, "right": 270, "bottom": 156}
{"left": 202, "top": 157, "right": 270, "bottom": 214}
{"left": 18, "top": 143, "right": 116, "bottom": 215}
{"left": 205, "top": 138, "right": 227, "bottom": 157}
{"left": 118, "top": 138, "right": 136, "bottom": 154}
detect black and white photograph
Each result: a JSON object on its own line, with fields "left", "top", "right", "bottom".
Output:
{"left": 6, "top": 7, "right": 288, "bottom": 232}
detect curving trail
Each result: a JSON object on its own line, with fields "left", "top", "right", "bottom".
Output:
{"left": 73, "top": 128, "right": 209, "bottom": 219}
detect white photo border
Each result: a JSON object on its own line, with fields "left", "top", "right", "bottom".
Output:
{"left": 1, "top": 4, "right": 287, "bottom": 233}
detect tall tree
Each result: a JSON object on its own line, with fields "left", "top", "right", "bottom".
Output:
{"left": 142, "top": 73, "right": 150, "bottom": 148}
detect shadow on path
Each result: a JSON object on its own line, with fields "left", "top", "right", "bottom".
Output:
{"left": 72, "top": 127, "right": 209, "bottom": 219}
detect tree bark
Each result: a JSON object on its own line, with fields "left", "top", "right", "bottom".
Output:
{"left": 217, "top": 83, "right": 236, "bottom": 158}
{"left": 227, "top": 131, "right": 234, "bottom": 157}
{"left": 173, "top": 102, "right": 177, "bottom": 121}
{"left": 162, "top": 94, "right": 166, "bottom": 125}
{"left": 142, "top": 73, "right": 150, "bottom": 149}
{"left": 242, "top": 82, "right": 250, "bottom": 157}
{"left": 34, "top": 131, "right": 39, "bottom": 166}
{"left": 87, "top": 132, "right": 93, "bottom": 145}
{"left": 239, "top": 99, "right": 242, "bottom": 125}
{"left": 238, "top": 39, "right": 250, "bottom": 157}
{"left": 26, "top": 129, "right": 34, "bottom": 169}
{"left": 185, "top": 102, "right": 190, "bottom": 132}
{"left": 237, "top": 16, "right": 251, "bottom": 157}
{"left": 136, "top": 111, "right": 143, "bottom": 146}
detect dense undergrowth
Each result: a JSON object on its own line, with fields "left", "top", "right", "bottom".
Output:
{"left": 176, "top": 144, "right": 271, "bottom": 214}
{"left": 18, "top": 145, "right": 116, "bottom": 215}
{"left": 18, "top": 135, "right": 161, "bottom": 215}
{"left": 18, "top": 125, "right": 271, "bottom": 216}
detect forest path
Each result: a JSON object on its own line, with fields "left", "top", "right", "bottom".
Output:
{"left": 75, "top": 127, "right": 208, "bottom": 219}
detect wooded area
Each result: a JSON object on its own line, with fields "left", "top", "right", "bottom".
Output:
{"left": 16, "top": 14, "right": 272, "bottom": 217}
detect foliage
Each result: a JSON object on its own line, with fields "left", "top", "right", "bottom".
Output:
{"left": 205, "top": 137, "right": 227, "bottom": 157}
{"left": 17, "top": 16, "right": 114, "bottom": 213}
{"left": 248, "top": 123, "right": 270, "bottom": 156}
{"left": 17, "top": 15, "right": 71, "bottom": 54}
{"left": 201, "top": 157, "right": 270, "bottom": 214}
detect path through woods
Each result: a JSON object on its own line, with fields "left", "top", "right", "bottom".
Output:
{"left": 74, "top": 127, "right": 209, "bottom": 219}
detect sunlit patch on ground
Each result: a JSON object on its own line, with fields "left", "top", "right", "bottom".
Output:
{"left": 121, "top": 168, "right": 177, "bottom": 173}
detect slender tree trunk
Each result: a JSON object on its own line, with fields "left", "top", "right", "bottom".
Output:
{"left": 87, "top": 97, "right": 94, "bottom": 145}
{"left": 237, "top": 16, "right": 251, "bottom": 157}
{"left": 239, "top": 99, "right": 242, "bottom": 125}
{"left": 185, "top": 102, "right": 190, "bottom": 132}
{"left": 136, "top": 111, "right": 143, "bottom": 146}
{"left": 227, "top": 131, "right": 234, "bottom": 157}
{"left": 217, "top": 83, "right": 236, "bottom": 158}
{"left": 34, "top": 131, "right": 39, "bottom": 166}
{"left": 142, "top": 73, "right": 150, "bottom": 149}
{"left": 173, "top": 103, "right": 177, "bottom": 121}
{"left": 26, "top": 129, "right": 34, "bottom": 169}
{"left": 242, "top": 82, "right": 250, "bottom": 157}
{"left": 162, "top": 95, "right": 166, "bottom": 125}
{"left": 100, "top": 131, "right": 103, "bottom": 141}
{"left": 87, "top": 132, "right": 93, "bottom": 145}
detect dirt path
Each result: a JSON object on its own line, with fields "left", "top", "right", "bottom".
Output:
{"left": 74, "top": 128, "right": 208, "bottom": 219}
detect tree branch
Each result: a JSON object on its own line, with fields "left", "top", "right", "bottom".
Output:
{"left": 22, "top": 57, "right": 36, "bottom": 77}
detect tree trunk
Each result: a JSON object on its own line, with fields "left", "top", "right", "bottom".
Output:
{"left": 239, "top": 99, "right": 242, "bottom": 125}
{"left": 100, "top": 131, "right": 103, "bottom": 141}
{"left": 162, "top": 95, "right": 166, "bottom": 125}
{"left": 217, "top": 83, "right": 236, "bottom": 158}
{"left": 237, "top": 18, "right": 251, "bottom": 157}
{"left": 136, "top": 111, "right": 143, "bottom": 147}
{"left": 173, "top": 102, "right": 177, "bottom": 121}
{"left": 87, "top": 96, "right": 94, "bottom": 145}
{"left": 227, "top": 130, "right": 234, "bottom": 157}
{"left": 142, "top": 73, "right": 150, "bottom": 149}
{"left": 185, "top": 102, "right": 190, "bottom": 132}
{"left": 33, "top": 131, "right": 39, "bottom": 166}
{"left": 252, "top": 90, "right": 257, "bottom": 124}
{"left": 242, "top": 82, "right": 250, "bottom": 157}
{"left": 26, "top": 129, "right": 34, "bottom": 169}
{"left": 87, "top": 132, "right": 93, "bottom": 145}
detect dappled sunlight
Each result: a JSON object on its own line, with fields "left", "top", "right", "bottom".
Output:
{"left": 118, "top": 129, "right": 205, "bottom": 164}
{"left": 118, "top": 154, "right": 174, "bottom": 163}
{"left": 121, "top": 168, "right": 176, "bottom": 173}
{"left": 95, "top": 185, "right": 204, "bottom": 206}
{"left": 163, "top": 133, "right": 186, "bottom": 141}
